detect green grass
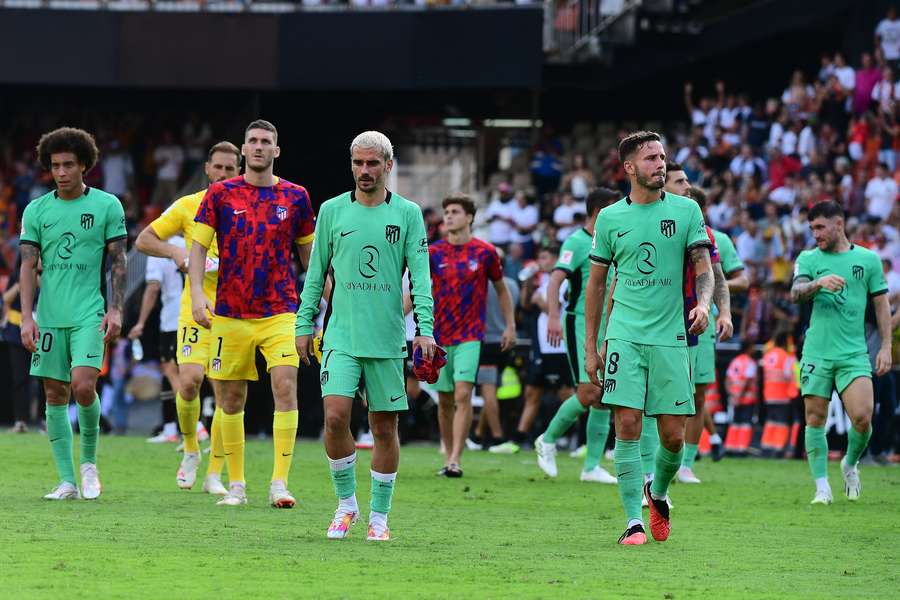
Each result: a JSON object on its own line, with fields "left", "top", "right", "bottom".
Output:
{"left": 1, "top": 434, "right": 898, "bottom": 599}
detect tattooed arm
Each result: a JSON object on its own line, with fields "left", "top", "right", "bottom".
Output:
{"left": 689, "top": 245, "right": 713, "bottom": 335}
{"left": 102, "top": 238, "right": 127, "bottom": 343}
{"left": 712, "top": 262, "right": 734, "bottom": 340}
{"left": 18, "top": 244, "right": 40, "bottom": 352}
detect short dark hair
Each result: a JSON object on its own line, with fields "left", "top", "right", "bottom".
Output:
{"left": 540, "top": 244, "right": 561, "bottom": 256}
{"left": 442, "top": 193, "right": 476, "bottom": 217}
{"left": 585, "top": 187, "right": 620, "bottom": 216}
{"left": 207, "top": 141, "right": 241, "bottom": 164}
{"left": 773, "top": 330, "right": 790, "bottom": 349}
{"left": 690, "top": 186, "right": 707, "bottom": 209}
{"left": 808, "top": 200, "right": 844, "bottom": 221}
{"left": 245, "top": 119, "right": 277, "bottom": 142}
{"left": 618, "top": 130, "right": 661, "bottom": 163}
{"left": 36, "top": 127, "right": 99, "bottom": 172}
{"left": 665, "top": 161, "right": 684, "bottom": 174}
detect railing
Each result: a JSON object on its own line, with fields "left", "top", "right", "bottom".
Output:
{"left": 394, "top": 145, "right": 478, "bottom": 209}
{"left": 0, "top": 0, "right": 540, "bottom": 12}
{"left": 545, "top": 0, "right": 641, "bottom": 61}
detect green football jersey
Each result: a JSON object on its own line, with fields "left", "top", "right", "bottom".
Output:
{"left": 555, "top": 227, "right": 614, "bottom": 336}
{"left": 794, "top": 244, "right": 887, "bottom": 360}
{"left": 590, "top": 192, "right": 710, "bottom": 347}
{"left": 296, "top": 190, "right": 434, "bottom": 358}
{"left": 20, "top": 187, "right": 126, "bottom": 328}
{"left": 713, "top": 229, "right": 744, "bottom": 275}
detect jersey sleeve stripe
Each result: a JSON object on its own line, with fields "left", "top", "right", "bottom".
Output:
{"left": 105, "top": 234, "right": 127, "bottom": 244}
{"left": 20, "top": 240, "right": 40, "bottom": 248}
{"left": 687, "top": 240, "right": 713, "bottom": 250}
{"left": 870, "top": 288, "right": 889, "bottom": 297}
{"left": 792, "top": 274, "right": 812, "bottom": 283}
{"left": 294, "top": 233, "right": 315, "bottom": 245}
{"left": 589, "top": 254, "right": 611, "bottom": 265}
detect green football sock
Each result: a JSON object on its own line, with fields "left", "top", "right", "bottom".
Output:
{"left": 583, "top": 407, "right": 610, "bottom": 471}
{"left": 543, "top": 395, "right": 586, "bottom": 444}
{"left": 845, "top": 426, "right": 872, "bottom": 467}
{"left": 46, "top": 403, "right": 76, "bottom": 485}
{"left": 614, "top": 438, "right": 643, "bottom": 522}
{"left": 639, "top": 416, "right": 659, "bottom": 476}
{"left": 650, "top": 444, "right": 683, "bottom": 499}
{"left": 805, "top": 425, "right": 828, "bottom": 480}
{"left": 328, "top": 453, "right": 358, "bottom": 499}
{"left": 77, "top": 394, "right": 101, "bottom": 465}
{"left": 370, "top": 470, "right": 396, "bottom": 515}
{"left": 681, "top": 442, "right": 699, "bottom": 469}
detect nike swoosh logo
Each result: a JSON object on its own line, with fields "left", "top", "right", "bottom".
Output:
{"left": 86, "top": 353, "right": 101, "bottom": 358}
{"left": 281, "top": 453, "right": 292, "bottom": 457}
{"left": 617, "top": 230, "right": 633, "bottom": 238}
{"left": 224, "top": 452, "right": 233, "bottom": 456}
{"left": 675, "top": 399, "right": 689, "bottom": 406}
{"left": 43, "top": 222, "right": 57, "bottom": 229}
{"left": 390, "top": 394, "right": 404, "bottom": 402}
{"left": 49, "top": 437, "right": 61, "bottom": 443}
{"left": 281, "top": 353, "right": 293, "bottom": 358}
{"left": 340, "top": 230, "right": 357, "bottom": 237}
{"left": 618, "top": 470, "right": 633, "bottom": 477}
{"left": 213, "top": 455, "right": 224, "bottom": 459}
{"left": 234, "top": 210, "right": 246, "bottom": 215}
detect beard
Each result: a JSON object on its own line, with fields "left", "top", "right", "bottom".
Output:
{"left": 247, "top": 156, "right": 273, "bottom": 173}
{"left": 636, "top": 171, "right": 665, "bottom": 190}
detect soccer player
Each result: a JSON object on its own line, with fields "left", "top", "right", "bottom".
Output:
{"left": 189, "top": 120, "right": 315, "bottom": 507}
{"left": 584, "top": 131, "right": 713, "bottom": 545}
{"left": 430, "top": 193, "right": 516, "bottom": 478}
{"left": 663, "top": 166, "right": 735, "bottom": 482}
{"left": 540, "top": 187, "right": 620, "bottom": 483}
{"left": 134, "top": 141, "right": 240, "bottom": 494}
{"left": 295, "top": 131, "right": 435, "bottom": 541}
{"left": 790, "top": 201, "right": 891, "bottom": 504}
{"left": 19, "top": 127, "right": 127, "bottom": 500}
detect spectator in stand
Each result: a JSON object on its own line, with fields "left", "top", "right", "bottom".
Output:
{"left": 101, "top": 140, "right": 134, "bottom": 201}
{"left": 745, "top": 103, "right": 772, "bottom": 152}
{"left": 818, "top": 53, "right": 835, "bottom": 83}
{"left": 553, "top": 192, "right": 586, "bottom": 241}
{"left": 559, "top": 153, "right": 594, "bottom": 201}
{"left": 675, "top": 130, "right": 710, "bottom": 164}
{"left": 782, "top": 70, "right": 815, "bottom": 119}
{"left": 871, "top": 66, "right": 900, "bottom": 114}
{"left": 150, "top": 130, "right": 184, "bottom": 208}
{"left": 504, "top": 242, "right": 525, "bottom": 280}
{"left": 485, "top": 182, "right": 515, "bottom": 251}
{"left": 508, "top": 191, "right": 539, "bottom": 258}
{"left": 730, "top": 144, "right": 767, "bottom": 180}
{"left": 529, "top": 143, "right": 563, "bottom": 197}
{"left": 865, "top": 163, "right": 898, "bottom": 221}
{"left": 878, "top": 106, "right": 899, "bottom": 172}
{"left": 12, "top": 159, "right": 34, "bottom": 222}
{"left": 833, "top": 52, "right": 856, "bottom": 94}
{"left": 770, "top": 172, "right": 798, "bottom": 211}
{"left": 875, "top": 5, "right": 900, "bottom": 69}
{"left": 182, "top": 114, "right": 212, "bottom": 176}
{"left": 855, "top": 52, "right": 884, "bottom": 115}
{"left": 736, "top": 211, "right": 767, "bottom": 281}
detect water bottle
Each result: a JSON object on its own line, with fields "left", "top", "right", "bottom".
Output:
{"left": 131, "top": 338, "right": 144, "bottom": 362}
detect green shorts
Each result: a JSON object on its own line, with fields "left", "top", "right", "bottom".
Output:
{"left": 319, "top": 349, "right": 406, "bottom": 412}
{"left": 29, "top": 323, "right": 105, "bottom": 382}
{"left": 564, "top": 313, "right": 590, "bottom": 385}
{"left": 800, "top": 354, "right": 871, "bottom": 399}
{"left": 689, "top": 333, "right": 716, "bottom": 386}
{"left": 435, "top": 341, "right": 481, "bottom": 393}
{"left": 602, "top": 339, "right": 694, "bottom": 416}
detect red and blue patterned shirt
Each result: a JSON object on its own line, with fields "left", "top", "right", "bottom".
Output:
{"left": 684, "top": 225, "right": 720, "bottom": 346}
{"left": 194, "top": 176, "right": 315, "bottom": 318}
{"left": 429, "top": 237, "right": 503, "bottom": 346}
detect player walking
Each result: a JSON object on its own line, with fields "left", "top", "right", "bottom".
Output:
{"left": 189, "top": 120, "right": 315, "bottom": 507}
{"left": 584, "top": 131, "right": 713, "bottom": 545}
{"left": 296, "top": 131, "right": 435, "bottom": 541}
{"left": 135, "top": 141, "right": 240, "bottom": 494}
{"left": 539, "top": 187, "right": 619, "bottom": 483}
{"left": 790, "top": 201, "right": 891, "bottom": 504}
{"left": 20, "top": 127, "right": 127, "bottom": 500}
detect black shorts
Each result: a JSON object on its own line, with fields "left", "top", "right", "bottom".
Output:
{"left": 477, "top": 342, "right": 513, "bottom": 386}
{"left": 159, "top": 331, "right": 177, "bottom": 363}
{"left": 526, "top": 352, "right": 573, "bottom": 389}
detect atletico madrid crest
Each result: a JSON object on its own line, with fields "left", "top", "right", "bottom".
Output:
{"left": 276, "top": 206, "right": 288, "bottom": 221}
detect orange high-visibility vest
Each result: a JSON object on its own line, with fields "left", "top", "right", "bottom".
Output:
{"left": 726, "top": 353, "right": 757, "bottom": 407}
{"left": 762, "top": 347, "right": 797, "bottom": 403}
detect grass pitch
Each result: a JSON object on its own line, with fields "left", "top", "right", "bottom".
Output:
{"left": 1, "top": 434, "right": 898, "bottom": 599}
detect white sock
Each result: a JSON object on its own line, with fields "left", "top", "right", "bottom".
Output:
{"left": 339, "top": 494, "right": 359, "bottom": 514}
{"left": 369, "top": 511, "right": 388, "bottom": 530}
{"left": 815, "top": 477, "right": 831, "bottom": 494}
{"left": 627, "top": 518, "right": 643, "bottom": 529}
{"left": 328, "top": 452, "right": 357, "bottom": 471}
{"left": 709, "top": 433, "right": 722, "bottom": 444}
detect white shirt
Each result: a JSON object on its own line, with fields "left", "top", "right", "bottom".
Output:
{"left": 729, "top": 155, "right": 765, "bottom": 179}
{"left": 781, "top": 129, "right": 798, "bottom": 156}
{"left": 569, "top": 174, "right": 590, "bottom": 199}
{"left": 886, "top": 270, "right": 900, "bottom": 296}
{"left": 769, "top": 186, "right": 797, "bottom": 207}
{"left": 101, "top": 153, "right": 134, "bottom": 198}
{"left": 707, "top": 202, "right": 734, "bottom": 231}
{"left": 485, "top": 198, "right": 515, "bottom": 245}
{"left": 536, "top": 277, "right": 567, "bottom": 355}
{"left": 553, "top": 202, "right": 586, "bottom": 241}
{"left": 736, "top": 231, "right": 766, "bottom": 264}
{"left": 871, "top": 80, "right": 900, "bottom": 113}
{"left": 145, "top": 237, "right": 185, "bottom": 332}
{"left": 675, "top": 145, "right": 708, "bottom": 164}
{"left": 509, "top": 203, "right": 539, "bottom": 244}
{"left": 865, "top": 177, "right": 898, "bottom": 220}
{"left": 153, "top": 144, "right": 184, "bottom": 182}
{"left": 834, "top": 66, "right": 855, "bottom": 90}
{"left": 877, "top": 18, "right": 900, "bottom": 60}
{"left": 797, "top": 126, "right": 816, "bottom": 164}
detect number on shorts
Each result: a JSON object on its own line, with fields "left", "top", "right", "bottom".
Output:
{"left": 804, "top": 363, "right": 816, "bottom": 374}
{"left": 182, "top": 327, "right": 199, "bottom": 344}
{"left": 607, "top": 352, "right": 620, "bottom": 375}
{"left": 216, "top": 336, "right": 223, "bottom": 358}
{"left": 41, "top": 332, "right": 53, "bottom": 353}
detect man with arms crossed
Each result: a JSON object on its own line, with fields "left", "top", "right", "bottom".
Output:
{"left": 585, "top": 131, "right": 713, "bottom": 545}
{"left": 539, "top": 187, "right": 619, "bottom": 483}
{"left": 790, "top": 201, "right": 891, "bottom": 504}
{"left": 135, "top": 141, "right": 240, "bottom": 494}
{"left": 296, "top": 131, "right": 435, "bottom": 541}
{"left": 20, "top": 127, "right": 127, "bottom": 500}
{"left": 190, "top": 120, "right": 315, "bottom": 507}
{"left": 430, "top": 193, "right": 516, "bottom": 478}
